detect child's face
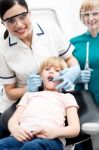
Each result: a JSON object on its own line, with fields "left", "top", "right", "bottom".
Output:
{"left": 41, "top": 66, "right": 61, "bottom": 91}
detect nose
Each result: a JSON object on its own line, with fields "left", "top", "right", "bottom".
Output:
{"left": 88, "top": 13, "right": 94, "bottom": 20}
{"left": 49, "top": 68, "right": 54, "bottom": 74}
{"left": 15, "top": 19, "right": 23, "bottom": 27}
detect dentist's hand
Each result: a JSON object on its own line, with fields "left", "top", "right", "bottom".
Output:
{"left": 27, "top": 73, "right": 42, "bottom": 92}
{"left": 53, "top": 75, "right": 73, "bottom": 91}
{"left": 53, "top": 65, "right": 80, "bottom": 91}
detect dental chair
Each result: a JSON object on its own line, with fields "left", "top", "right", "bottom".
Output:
{"left": 1, "top": 90, "right": 99, "bottom": 150}
{"left": 65, "top": 90, "right": 99, "bottom": 150}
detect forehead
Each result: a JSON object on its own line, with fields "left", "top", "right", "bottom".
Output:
{"left": 44, "top": 60, "right": 61, "bottom": 67}
{"left": 3, "top": 3, "right": 27, "bottom": 20}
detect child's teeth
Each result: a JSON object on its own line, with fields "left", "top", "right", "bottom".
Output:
{"left": 49, "top": 77, "right": 53, "bottom": 81}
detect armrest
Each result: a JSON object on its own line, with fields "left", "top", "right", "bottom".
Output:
{"left": 82, "top": 123, "right": 99, "bottom": 135}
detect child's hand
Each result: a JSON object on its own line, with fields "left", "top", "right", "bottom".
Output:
{"left": 11, "top": 127, "right": 34, "bottom": 142}
{"left": 32, "top": 127, "right": 61, "bottom": 139}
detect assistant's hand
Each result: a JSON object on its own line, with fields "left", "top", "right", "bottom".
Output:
{"left": 53, "top": 65, "right": 80, "bottom": 91}
{"left": 77, "top": 69, "right": 92, "bottom": 83}
{"left": 27, "top": 73, "right": 42, "bottom": 92}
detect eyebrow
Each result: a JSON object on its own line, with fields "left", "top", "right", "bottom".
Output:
{"left": 3, "top": 11, "right": 28, "bottom": 22}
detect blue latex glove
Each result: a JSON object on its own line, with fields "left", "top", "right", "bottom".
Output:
{"left": 27, "top": 73, "right": 42, "bottom": 92}
{"left": 53, "top": 65, "right": 80, "bottom": 91}
{"left": 77, "top": 69, "right": 92, "bottom": 83}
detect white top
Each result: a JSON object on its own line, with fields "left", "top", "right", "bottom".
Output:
{"left": 0, "top": 21, "right": 74, "bottom": 113}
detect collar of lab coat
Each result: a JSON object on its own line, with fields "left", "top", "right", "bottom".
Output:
{"left": 8, "top": 23, "right": 44, "bottom": 47}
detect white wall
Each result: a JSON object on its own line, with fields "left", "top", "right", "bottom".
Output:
{"left": 26, "top": 0, "right": 86, "bottom": 40}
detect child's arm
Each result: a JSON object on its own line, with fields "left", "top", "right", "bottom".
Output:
{"left": 60, "top": 106, "right": 80, "bottom": 138}
{"left": 8, "top": 105, "right": 33, "bottom": 142}
{"left": 32, "top": 107, "right": 80, "bottom": 139}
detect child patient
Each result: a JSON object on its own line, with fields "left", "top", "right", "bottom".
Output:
{"left": 0, "top": 56, "right": 80, "bottom": 150}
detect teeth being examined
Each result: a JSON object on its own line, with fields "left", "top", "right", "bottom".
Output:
{"left": 48, "top": 77, "right": 53, "bottom": 81}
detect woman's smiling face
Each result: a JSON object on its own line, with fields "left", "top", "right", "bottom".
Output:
{"left": 3, "top": 3, "right": 32, "bottom": 40}
{"left": 82, "top": 8, "right": 99, "bottom": 34}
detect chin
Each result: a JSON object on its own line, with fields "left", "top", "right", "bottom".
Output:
{"left": 18, "top": 32, "right": 28, "bottom": 39}
{"left": 45, "top": 87, "right": 55, "bottom": 91}
{"left": 45, "top": 87, "right": 56, "bottom": 91}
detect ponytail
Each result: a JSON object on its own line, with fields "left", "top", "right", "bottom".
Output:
{"left": 4, "top": 30, "right": 9, "bottom": 39}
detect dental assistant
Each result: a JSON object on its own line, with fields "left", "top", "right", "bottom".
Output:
{"left": 71, "top": 0, "right": 99, "bottom": 105}
{"left": 70, "top": 0, "right": 99, "bottom": 149}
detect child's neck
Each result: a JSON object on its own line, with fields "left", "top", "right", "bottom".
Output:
{"left": 44, "top": 89, "right": 59, "bottom": 92}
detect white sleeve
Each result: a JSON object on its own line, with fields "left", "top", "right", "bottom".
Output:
{"left": 0, "top": 55, "right": 16, "bottom": 84}
{"left": 50, "top": 22, "right": 74, "bottom": 59}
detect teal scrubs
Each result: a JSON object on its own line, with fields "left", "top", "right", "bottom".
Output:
{"left": 70, "top": 31, "right": 99, "bottom": 105}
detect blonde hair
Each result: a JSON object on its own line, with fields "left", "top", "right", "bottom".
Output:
{"left": 79, "top": 0, "right": 99, "bottom": 20}
{"left": 39, "top": 56, "right": 67, "bottom": 75}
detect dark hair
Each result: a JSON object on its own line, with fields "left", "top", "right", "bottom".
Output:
{"left": 0, "top": 0, "right": 28, "bottom": 39}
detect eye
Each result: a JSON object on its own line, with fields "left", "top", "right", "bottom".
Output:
{"left": 19, "top": 12, "right": 28, "bottom": 20}
{"left": 45, "top": 67, "right": 50, "bottom": 71}
{"left": 84, "top": 13, "right": 90, "bottom": 17}
{"left": 55, "top": 69, "right": 60, "bottom": 72}
{"left": 92, "top": 12, "right": 99, "bottom": 16}
{"left": 6, "top": 18, "right": 15, "bottom": 24}
{"left": 55, "top": 68, "right": 61, "bottom": 72}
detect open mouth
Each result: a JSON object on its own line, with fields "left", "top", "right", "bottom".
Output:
{"left": 48, "top": 77, "right": 53, "bottom": 81}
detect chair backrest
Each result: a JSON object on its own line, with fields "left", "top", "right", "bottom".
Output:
{"left": 30, "top": 8, "right": 62, "bottom": 29}
{"left": 68, "top": 90, "right": 99, "bottom": 124}
{"left": 65, "top": 90, "right": 99, "bottom": 145}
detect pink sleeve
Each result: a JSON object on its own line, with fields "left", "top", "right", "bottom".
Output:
{"left": 63, "top": 93, "right": 79, "bottom": 109}
{"left": 16, "top": 92, "right": 29, "bottom": 108}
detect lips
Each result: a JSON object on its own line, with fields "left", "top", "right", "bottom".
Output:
{"left": 15, "top": 27, "right": 26, "bottom": 34}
